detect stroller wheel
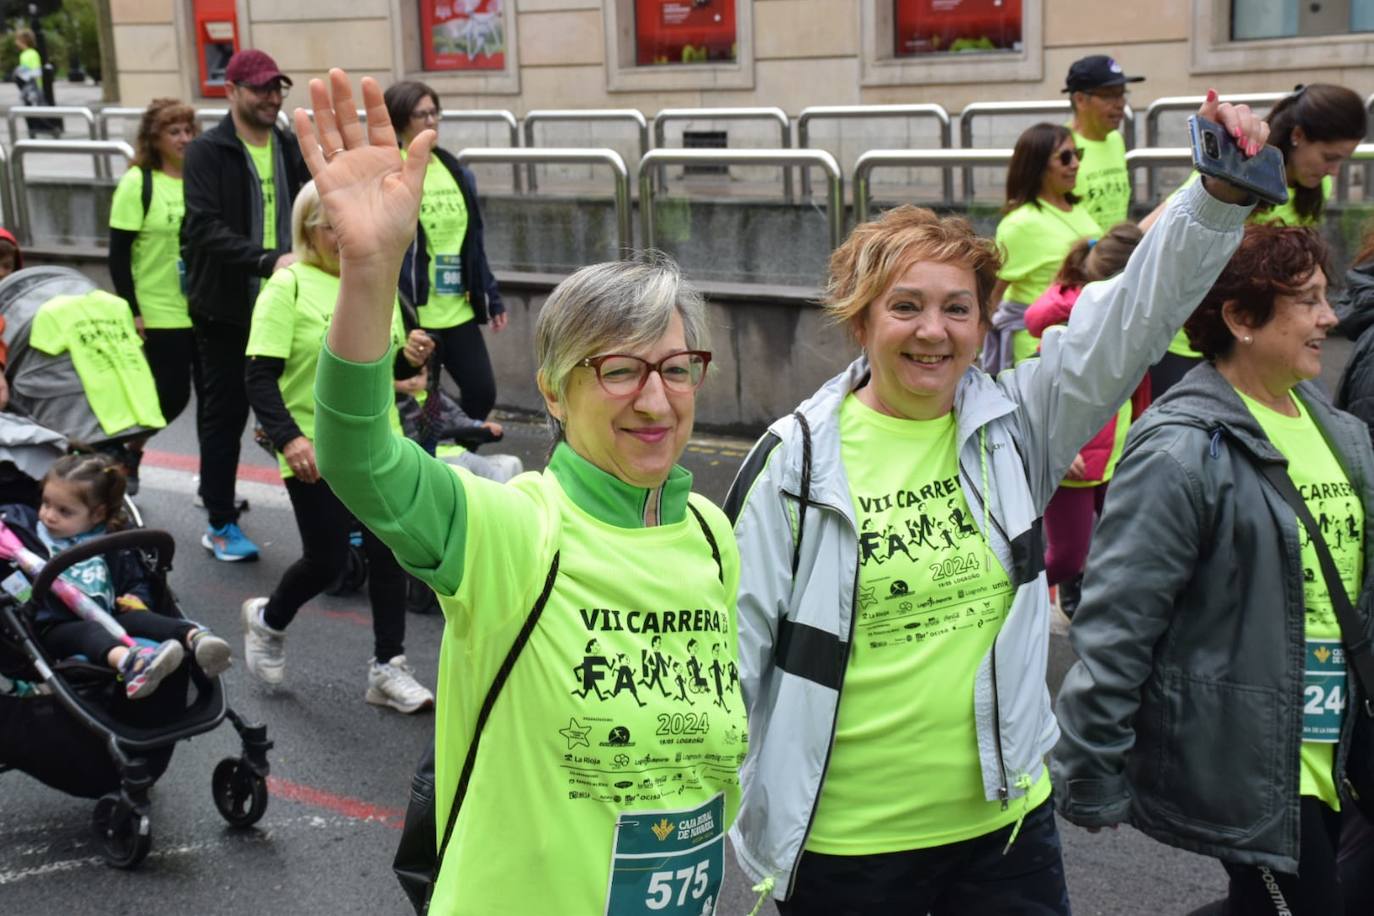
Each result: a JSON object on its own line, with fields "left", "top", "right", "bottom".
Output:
{"left": 212, "top": 757, "right": 269, "bottom": 827}
{"left": 93, "top": 794, "right": 152, "bottom": 869}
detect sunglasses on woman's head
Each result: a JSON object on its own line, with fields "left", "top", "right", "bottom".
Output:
{"left": 1057, "top": 148, "right": 1086, "bottom": 167}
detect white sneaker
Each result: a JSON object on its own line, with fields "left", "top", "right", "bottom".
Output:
{"left": 190, "top": 629, "right": 233, "bottom": 678}
{"left": 366, "top": 655, "right": 434, "bottom": 714}
{"left": 241, "top": 598, "right": 285, "bottom": 685}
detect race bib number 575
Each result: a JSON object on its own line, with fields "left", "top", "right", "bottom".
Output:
{"left": 604, "top": 793, "right": 724, "bottom": 915}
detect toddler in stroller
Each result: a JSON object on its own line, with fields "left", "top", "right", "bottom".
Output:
{"left": 17, "top": 453, "right": 232, "bottom": 698}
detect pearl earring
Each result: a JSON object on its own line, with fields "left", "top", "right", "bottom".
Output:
{"left": 1243, "top": 335, "right": 1253, "bottom": 344}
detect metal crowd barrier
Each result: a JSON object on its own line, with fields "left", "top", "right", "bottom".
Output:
{"left": 0, "top": 143, "right": 11, "bottom": 235}
{"left": 443, "top": 110, "right": 522, "bottom": 191}
{"left": 854, "top": 149, "right": 1012, "bottom": 224}
{"left": 651, "top": 107, "right": 793, "bottom": 201}
{"left": 522, "top": 109, "right": 648, "bottom": 194}
{"left": 957, "top": 100, "right": 1136, "bottom": 199}
{"left": 5, "top": 105, "right": 98, "bottom": 148}
{"left": 797, "top": 104, "right": 954, "bottom": 204}
{"left": 639, "top": 148, "right": 842, "bottom": 251}
{"left": 1143, "top": 92, "right": 1289, "bottom": 198}
{"left": 456, "top": 147, "right": 631, "bottom": 255}
{"left": 10, "top": 139, "right": 135, "bottom": 246}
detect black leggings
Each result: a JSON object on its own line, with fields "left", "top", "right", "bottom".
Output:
{"left": 192, "top": 318, "right": 251, "bottom": 527}
{"left": 42, "top": 613, "right": 193, "bottom": 664}
{"left": 427, "top": 320, "right": 495, "bottom": 421}
{"left": 264, "top": 475, "right": 406, "bottom": 662}
{"left": 142, "top": 327, "right": 202, "bottom": 427}
{"left": 1213, "top": 796, "right": 1344, "bottom": 915}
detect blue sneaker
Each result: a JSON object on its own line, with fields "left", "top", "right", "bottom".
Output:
{"left": 202, "top": 523, "right": 260, "bottom": 562}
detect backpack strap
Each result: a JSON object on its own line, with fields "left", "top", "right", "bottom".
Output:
{"left": 429, "top": 551, "right": 561, "bottom": 903}
{"left": 1258, "top": 463, "right": 1374, "bottom": 713}
{"left": 686, "top": 501, "right": 724, "bottom": 585}
{"left": 791, "top": 410, "right": 813, "bottom": 579}
{"left": 140, "top": 166, "right": 153, "bottom": 220}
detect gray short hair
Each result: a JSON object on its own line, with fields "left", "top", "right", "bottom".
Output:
{"left": 535, "top": 253, "right": 708, "bottom": 436}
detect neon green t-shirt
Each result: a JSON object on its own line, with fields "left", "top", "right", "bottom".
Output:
{"left": 1071, "top": 128, "right": 1131, "bottom": 230}
{"left": 1241, "top": 389, "right": 1363, "bottom": 811}
{"left": 17, "top": 48, "right": 40, "bottom": 73}
{"left": 29, "top": 291, "right": 166, "bottom": 436}
{"left": 108, "top": 167, "right": 188, "bottom": 330}
{"left": 245, "top": 262, "right": 404, "bottom": 478}
{"left": 805, "top": 396, "right": 1050, "bottom": 853}
{"left": 435, "top": 448, "right": 746, "bottom": 913}
{"left": 416, "top": 155, "right": 473, "bottom": 329}
{"left": 241, "top": 136, "right": 276, "bottom": 251}
{"left": 1166, "top": 175, "right": 1331, "bottom": 358}
{"left": 996, "top": 201, "right": 1101, "bottom": 365}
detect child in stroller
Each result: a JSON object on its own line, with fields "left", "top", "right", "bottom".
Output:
{"left": 13, "top": 453, "right": 232, "bottom": 699}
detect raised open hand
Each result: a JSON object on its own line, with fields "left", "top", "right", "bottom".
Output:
{"left": 293, "top": 69, "right": 434, "bottom": 274}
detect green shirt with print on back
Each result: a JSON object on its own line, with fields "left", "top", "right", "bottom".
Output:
{"left": 806, "top": 395, "right": 1050, "bottom": 854}
{"left": 29, "top": 290, "right": 166, "bottom": 436}
{"left": 241, "top": 136, "right": 276, "bottom": 251}
{"left": 1240, "top": 389, "right": 1363, "bottom": 812}
{"left": 108, "top": 166, "right": 189, "bottom": 329}
{"left": 245, "top": 262, "right": 405, "bottom": 479}
{"left": 312, "top": 347, "right": 746, "bottom": 915}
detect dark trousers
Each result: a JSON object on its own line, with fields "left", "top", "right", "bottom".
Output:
{"left": 1339, "top": 808, "right": 1374, "bottom": 914}
{"left": 1209, "top": 796, "right": 1343, "bottom": 916}
{"left": 428, "top": 320, "right": 495, "bottom": 421}
{"left": 192, "top": 317, "right": 251, "bottom": 528}
{"left": 777, "top": 799, "right": 1070, "bottom": 916}
{"left": 143, "top": 327, "right": 202, "bottom": 427}
{"left": 42, "top": 613, "right": 193, "bottom": 664}
{"left": 265, "top": 475, "right": 406, "bottom": 662}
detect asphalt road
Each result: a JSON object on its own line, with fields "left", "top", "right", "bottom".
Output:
{"left": 0, "top": 395, "right": 1235, "bottom": 916}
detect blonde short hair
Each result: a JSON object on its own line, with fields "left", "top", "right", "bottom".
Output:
{"left": 825, "top": 205, "right": 1002, "bottom": 331}
{"left": 290, "top": 181, "right": 332, "bottom": 269}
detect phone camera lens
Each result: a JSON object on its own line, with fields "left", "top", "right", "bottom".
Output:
{"left": 1203, "top": 131, "right": 1220, "bottom": 159}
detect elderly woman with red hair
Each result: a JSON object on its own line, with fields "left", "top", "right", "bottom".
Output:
{"left": 1054, "top": 224, "right": 1374, "bottom": 915}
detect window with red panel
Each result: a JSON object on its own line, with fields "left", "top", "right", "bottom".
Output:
{"left": 421, "top": 0, "right": 506, "bottom": 71}
{"left": 894, "top": 0, "right": 1022, "bottom": 57}
{"left": 635, "top": 0, "right": 738, "bottom": 66}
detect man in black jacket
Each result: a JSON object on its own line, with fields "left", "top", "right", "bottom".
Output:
{"left": 181, "top": 48, "right": 308, "bottom": 561}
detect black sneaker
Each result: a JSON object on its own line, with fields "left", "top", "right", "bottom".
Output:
{"left": 1059, "top": 574, "right": 1084, "bottom": 620}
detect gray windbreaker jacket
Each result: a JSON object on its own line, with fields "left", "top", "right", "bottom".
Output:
{"left": 723, "top": 181, "right": 1250, "bottom": 900}
{"left": 1052, "top": 364, "right": 1374, "bottom": 872}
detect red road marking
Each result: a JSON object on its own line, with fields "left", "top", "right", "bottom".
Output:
{"left": 143, "top": 448, "right": 283, "bottom": 485}
{"left": 266, "top": 776, "right": 406, "bottom": 829}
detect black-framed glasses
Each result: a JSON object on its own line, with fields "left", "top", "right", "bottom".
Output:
{"left": 1085, "top": 88, "right": 1129, "bottom": 102}
{"left": 576, "top": 350, "right": 712, "bottom": 397}
{"left": 1056, "top": 147, "right": 1086, "bottom": 167}
{"left": 410, "top": 107, "right": 440, "bottom": 123}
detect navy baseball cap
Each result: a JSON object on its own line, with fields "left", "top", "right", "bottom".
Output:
{"left": 1063, "top": 55, "right": 1144, "bottom": 93}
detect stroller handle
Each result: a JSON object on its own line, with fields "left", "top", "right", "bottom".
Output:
{"left": 31, "top": 529, "right": 176, "bottom": 608}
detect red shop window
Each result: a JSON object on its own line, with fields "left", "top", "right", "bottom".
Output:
{"left": 635, "top": 0, "right": 737, "bottom": 66}
{"left": 421, "top": 0, "right": 506, "bottom": 71}
{"left": 894, "top": 0, "right": 1022, "bottom": 57}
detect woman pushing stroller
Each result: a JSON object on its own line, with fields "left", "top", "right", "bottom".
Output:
{"left": 11, "top": 453, "right": 231, "bottom": 699}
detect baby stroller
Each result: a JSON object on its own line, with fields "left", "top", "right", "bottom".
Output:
{"left": 0, "top": 528, "right": 273, "bottom": 868}
{"left": 0, "top": 267, "right": 273, "bottom": 867}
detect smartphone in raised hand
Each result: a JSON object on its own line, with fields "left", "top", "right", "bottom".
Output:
{"left": 1188, "top": 115, "right": 1289, "bottom": 206}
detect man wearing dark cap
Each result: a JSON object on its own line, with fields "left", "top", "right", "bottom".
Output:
{"left": 181, "top": 48, "right": 308, "bottom": 561}
{"left": 1063, "top": 54, "right": 1143, "bottom": 229}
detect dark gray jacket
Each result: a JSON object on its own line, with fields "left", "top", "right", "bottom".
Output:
{"left": 1051, "top": 362, "right": 1374, "bottom": 872}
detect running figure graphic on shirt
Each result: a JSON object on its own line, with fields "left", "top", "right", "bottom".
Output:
{"left": 611, "top": 653, "right": 648, "bottom": 708}
{"left": 572, "top": 639, "right": 610, "bottom": 701}
{"left": 639, "top": 635, "right": 671, "bottom": 698}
